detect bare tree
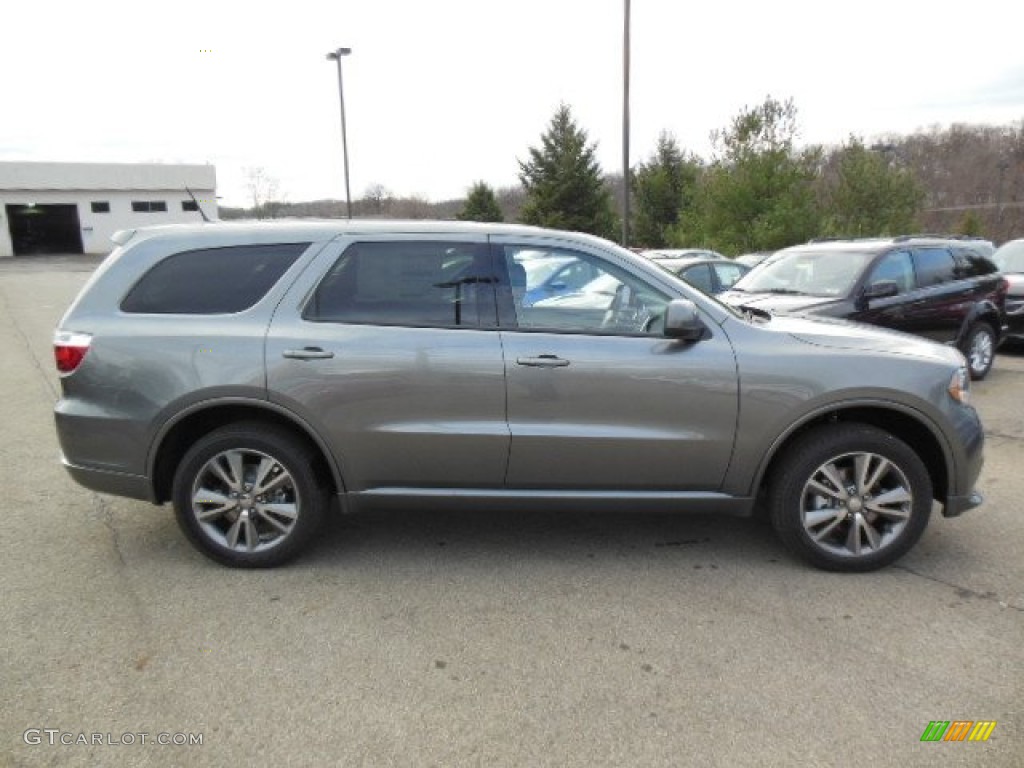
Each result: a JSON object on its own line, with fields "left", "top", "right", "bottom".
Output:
{"left": 361, "top": 183, "right": 393, "bottom": 216}
{"left": 244, "top": 166, "right": 282, "bottom": 219}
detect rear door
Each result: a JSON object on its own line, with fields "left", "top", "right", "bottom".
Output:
{"left": 493, "top": 236, "right": 739, "bottom": 491}
{"left": 266, "top": 235, "right": 509, "bottom": 493}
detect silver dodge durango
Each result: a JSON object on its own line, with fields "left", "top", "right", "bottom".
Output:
{"left": 53, "top": 220, "right": 984, "bottom": 571}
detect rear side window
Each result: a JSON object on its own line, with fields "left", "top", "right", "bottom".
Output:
{"left": 304, "top": 241, "right": 493, "bottom": 327}
{"left": 121, "top": 243, "right": 308, "bottom": 314}
{"left": 912, "top": 248, "right": 955, "bottom": 288}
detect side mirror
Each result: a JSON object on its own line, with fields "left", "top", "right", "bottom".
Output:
{"left": 864, "top": 280, "right": 899, "bottom": 300}
{"left": 663, "top": 299, "right": 705, "bottom": 341}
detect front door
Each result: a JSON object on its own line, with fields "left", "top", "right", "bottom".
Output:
{"left": 492, "top": 237, "right": 739, "bottom": 491}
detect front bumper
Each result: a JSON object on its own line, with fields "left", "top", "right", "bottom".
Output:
{"left": 942, "top": 490, "right": 984, "bottom": 518}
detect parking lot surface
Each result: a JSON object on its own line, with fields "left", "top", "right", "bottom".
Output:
{"left": 2, "top": 255, "right": 1021, "bottom": 767}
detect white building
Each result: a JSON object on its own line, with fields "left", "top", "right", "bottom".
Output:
{"left": 0, "top": 162, "right": 217, "bottom": 257}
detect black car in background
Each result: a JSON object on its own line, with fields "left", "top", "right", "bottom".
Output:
{"left": 719, "top": 236, "right": 1008, "bottom": 379}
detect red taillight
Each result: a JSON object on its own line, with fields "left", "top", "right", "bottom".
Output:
{"left": 54, "top": 331, "right": 92, "bottom": 374}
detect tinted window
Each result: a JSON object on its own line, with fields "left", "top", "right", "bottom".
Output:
{"left": 121, "top": 243, "right": 307, "bottom": 314}
{"left": 952, "top": 248, "right": 998, "bottom": 278}
{"left": 680, "top": 263, "right": 714, "bottom": 293}
{"left": 305, "top": 241, "right": 492, "bottom": 327}
{"left": 182, "top": 200, "right": 199, "bottom": 212}
{"left": 90, "top": 201, "right": 110, "bottom": 213}
{"left": 912, "top": 248, "right": 955, "bottom": 287}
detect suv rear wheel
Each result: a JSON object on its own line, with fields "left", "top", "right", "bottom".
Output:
{"left": 172, "top": 422, "right": 327, "bottom": 567}
{"left": 770, "top": 424, "right": 932, "bottom": 572}
{"left": 961, "top": 322, "right": 996, "bottom": 380}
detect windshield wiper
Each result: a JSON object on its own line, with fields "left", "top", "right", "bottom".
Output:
{"left": 761, "top": 288, "right": 807, "bottom": 295}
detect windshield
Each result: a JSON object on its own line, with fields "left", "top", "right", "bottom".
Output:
{"left": 993, "top": 240, "right": 1024, "bottom": 273}
{"left": 734, "top": 249, "right": 877, "bottom": 297}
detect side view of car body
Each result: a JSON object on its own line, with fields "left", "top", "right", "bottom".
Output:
{"left": 719, "top": 236, "right": 1008, "bottom": 380}
{"left": 55, "top": 221, "right": 984, "bottom": 572}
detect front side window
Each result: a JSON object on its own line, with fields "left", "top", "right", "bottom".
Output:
{"left": 121, "top": 243, "right": 308, "bottom": 314}
{"left": 497, "top": 245, "right": 670, "bottom": 335}
{"left": 912, "top": 248, "right": 955, "bottom": 287}
{"left": 304, "top": 241, "right": 493, "bottom": 328}
{"left": 867, "top": 250, "right": 914, "bottom": 294}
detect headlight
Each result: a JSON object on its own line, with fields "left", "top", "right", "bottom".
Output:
{"left": 948, "top": 366, "right": 970, "bottom": 405}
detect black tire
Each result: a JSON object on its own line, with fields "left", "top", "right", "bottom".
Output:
{"left": 769, "top": 424, "right": 932, "bottom": 572}
{"left": 172, "top": 422, "right": 328, "bottom": 568}
{"left": 961, "top": 322, "right": 996, "bottom": 381}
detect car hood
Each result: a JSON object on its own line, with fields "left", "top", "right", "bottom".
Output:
{"left": 761, "top": 312, "right": 963, "bottom": 364}
{"left": 718, "top": 290, "right": 839, "bottom": 313}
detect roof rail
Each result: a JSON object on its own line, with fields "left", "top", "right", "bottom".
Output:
{"left": 891, "top": 233, "right": 992, "bottom": 243}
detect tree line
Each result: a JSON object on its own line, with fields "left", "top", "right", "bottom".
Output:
{"left": 224, "top": 97, "right": 1024, "bottom": 252}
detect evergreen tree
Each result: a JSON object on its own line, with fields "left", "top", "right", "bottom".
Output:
{"left": 821, "top": 136, "right": 923, "bottom": 236}
{"left": 457, "top": 181, "right": 504, "bottom": 222}
{"left": 518, "top": 104, "right": 618, "bottom": 238}
{"left": 631, "top": 131, "right": 701, "bottom": 247}
{"left": 675, "top": 97, "right": 821, "bottom": 253}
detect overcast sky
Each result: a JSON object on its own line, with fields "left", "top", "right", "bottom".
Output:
{"left": 2, "top": 0, "right": 1021, "bottom": 208}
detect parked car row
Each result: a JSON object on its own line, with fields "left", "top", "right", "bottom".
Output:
{"left": 55, "top": 221, "right": 985, "bottom": 572}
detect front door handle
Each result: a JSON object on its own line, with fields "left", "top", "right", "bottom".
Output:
{"left": 282, "top": 347, "right": 335, "bottom": 360}
{"left": 516, "top": 355, "right": 570, "bottom": 368}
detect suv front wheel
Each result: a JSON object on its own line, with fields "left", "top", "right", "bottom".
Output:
{"left": 769, "top": 424, "right": 932, "bottom": 572}
{"left": 172, "top": 422, "right": 327, "bottom": 567}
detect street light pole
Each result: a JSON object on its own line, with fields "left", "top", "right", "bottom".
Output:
{"left": 326, "top": 47, "right": 353, "bottom": 219}
{"left": 622, "top": 0, "right": 631, "bottom": 247}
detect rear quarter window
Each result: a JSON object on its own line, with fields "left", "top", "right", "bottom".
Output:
{"left": 953, "top": 249, "right": 999, "bottom": 278}
{"left": 121, "top": 243, "right": 308, "bottom": 314}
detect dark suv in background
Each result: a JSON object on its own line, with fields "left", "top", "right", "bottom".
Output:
{"left": 720, "top": 236, "right": 1008, "bottom": 379}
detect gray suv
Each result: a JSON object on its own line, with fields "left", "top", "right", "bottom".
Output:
{"left": 54, "top": 221, "right": 984, "bottom": 571}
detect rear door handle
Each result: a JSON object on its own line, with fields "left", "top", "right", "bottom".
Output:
{"left": 516, "top": 355, "right": 570, "bottom": 368}
{"left": 282, "top": 347, "right": 335, "bottom": 360}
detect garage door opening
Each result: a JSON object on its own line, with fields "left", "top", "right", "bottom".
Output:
{"left": 5, "top": 204, "right": 83, "bottom": 256}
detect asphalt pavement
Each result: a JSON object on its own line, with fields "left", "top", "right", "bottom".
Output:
{"left": 1, "top": 255, "right": 1021, "bottom": 767}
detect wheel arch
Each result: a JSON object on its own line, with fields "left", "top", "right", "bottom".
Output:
{"left": 148, "top": 399, "right": 344, "bottom": 504}
{"left": 955, "top": 300, "right": 1002, "bottom": 347}
{"left": 754, "top": 403, "right": 951, "bottom": 506}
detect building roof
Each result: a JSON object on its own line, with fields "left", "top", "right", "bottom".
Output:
{"left": 0, "top": 161, "right": 216, "bottom": 191}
